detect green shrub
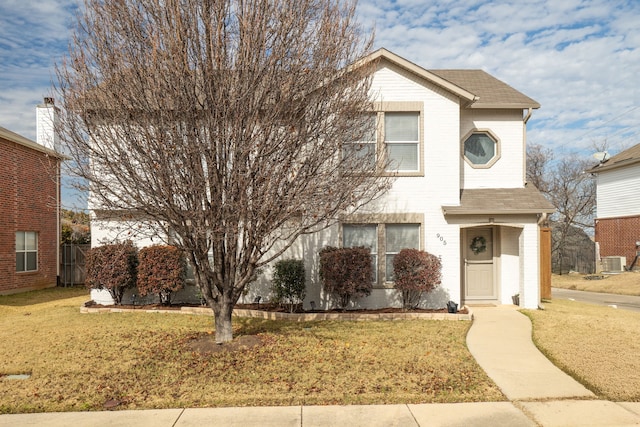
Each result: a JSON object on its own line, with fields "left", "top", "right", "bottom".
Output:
{"left": 85, "top": 241, "right": 138, "bottom": 305}
{"left": 271, "top": 259, "right": 306, "bottom": 312}
{"left": 393, "top": 249, "right": 442, "bottom": 309}
{"left": 320, "top": 246, "right": 372, "bottom": 309}
{"left": 137, "top": 245, "right": 187, "bottom": 305}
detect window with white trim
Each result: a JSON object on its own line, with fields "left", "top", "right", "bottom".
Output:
{"left": 16, "top": 231, "right": 38, "bottom": 272}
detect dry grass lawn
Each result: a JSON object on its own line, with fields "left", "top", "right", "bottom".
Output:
{"left": 0, "top": 287, "right": 503, "bottom": 414}
{"left": 523, "top": 299, "right": 640, "bottom": 401}
{"left": 552, "top": 272, "right": 640, "bottom": 295}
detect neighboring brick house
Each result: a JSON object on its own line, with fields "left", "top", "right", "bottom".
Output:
{"left": 92, "top": 49, "right": 554, "bottom": 309}
{"left": 0, "top": 106, "right": 64, "bottom": 294}
{"left": 588, "top": 143, "right": 640, "bottom": 269}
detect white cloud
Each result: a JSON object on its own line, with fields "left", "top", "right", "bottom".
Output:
{"left": 358, "top": 0, "right": 640, "bottom": 157}
{"left": 1, "top": 0, "right": 638, "bottom": 160}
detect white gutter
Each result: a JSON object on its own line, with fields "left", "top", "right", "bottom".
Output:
{"left": 57, "top": 160, "right": 61, "bottom": 284}
{"left": 523, "top": 107, "right": 533, "bottom": 185}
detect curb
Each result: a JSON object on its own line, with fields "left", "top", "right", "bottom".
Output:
{"left": 80, "top": 303, "right": 473, "bottom": 321}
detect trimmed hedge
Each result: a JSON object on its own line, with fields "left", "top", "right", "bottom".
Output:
{"left": 271, "top": 259, "right": 306, "bottom": 312}
{"left": 393, "top": 248, "right": 442, "bottom": 309}
{"left": 320, "top": 246, "right": 372, "bottom": 309}
{"left": 137, "top": 245, "right": 187, "bottom": 305}
{"left": 85, "top": 241, "right": 138, "bottom": 305}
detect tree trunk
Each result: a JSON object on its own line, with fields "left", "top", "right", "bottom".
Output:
{"left": 213, "top": 300, "right": 234, "bottom": 343}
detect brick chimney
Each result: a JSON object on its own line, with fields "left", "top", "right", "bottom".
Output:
{"left": 36, "top": 97, "right": 60, "bottom": 152}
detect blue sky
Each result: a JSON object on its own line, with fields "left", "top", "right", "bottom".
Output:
{"left": 1, "top": 0, "right": 639, "bottom": 209}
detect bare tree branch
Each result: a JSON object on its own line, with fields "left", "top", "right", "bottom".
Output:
{"left": 56, "top": 0, "right": 389, "bottom": 342}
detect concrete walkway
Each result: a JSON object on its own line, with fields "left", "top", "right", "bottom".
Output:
{"left": 3, "top": 305, "right": 640, "bottom": 426}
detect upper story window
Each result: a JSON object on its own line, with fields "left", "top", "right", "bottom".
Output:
{"left": 463, "top": 129, "right": 500, "bottom": 168}
{"left": 342, "top": 102, "right": 424, "bottom": 176}
{"left": 342, "top": 114, "right": 377, "bottom": 171}
{"left": 384, "top": 112, "right": 419, "bottom": 172}
{"left": 16, "top": 231, "right": 38, "bottom": 272}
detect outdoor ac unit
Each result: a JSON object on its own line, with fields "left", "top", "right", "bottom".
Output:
{"left": 601, "top": 256, "right": 626, "bottom": 272}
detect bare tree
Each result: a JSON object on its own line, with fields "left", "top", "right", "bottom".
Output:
{"left": 527, "top": 143, "right": 596, "bottom": 273}
{"left": 56, "top": 0, "right": 390, "bottom": 342}
{"left": 526, "top": 142, "right": 553, "bottom": 194}
{"left": 547, "top": 157, "right": 596, "bottom": 273}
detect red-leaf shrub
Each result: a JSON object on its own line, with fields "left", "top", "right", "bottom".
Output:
{"left": 393, "top": 249, "right": 442, "bottom": 309}
{"left": 320, "top": 246, "right": 372, "bottom": 309}
{"left": 85, "top": 241, "right": 138, "bottom": 305}
{"left": 137, "top": 245, "right": 187, "bottom": 305}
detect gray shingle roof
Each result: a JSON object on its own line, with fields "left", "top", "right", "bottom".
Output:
{"left": 587, "top": 142, "right": 640, "bottom": 173}
{"left": 442, "top": 185, "right": 555, "bottom": 215}
{"left": 429, "top": 70, "right": 540, "bottom": 109}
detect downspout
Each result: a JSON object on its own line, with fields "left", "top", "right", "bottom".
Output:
{"left": 523, "top": 108, "right": 533, "bottom": 185}
{"left": 56, "top": 159, "right": 61, "bottom": 286}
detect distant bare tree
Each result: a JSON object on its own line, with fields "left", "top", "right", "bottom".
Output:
{"left": 526, "top": 142, "right": 553, "bottom": 194}
{"left": 527, "top": 144, "right": 596, "bottom": 273}
{"left": 548, "top": 158, "right": 596, "bottom": 273}
{"left": 56, "top": 0, "right": 390, "bottom": 342}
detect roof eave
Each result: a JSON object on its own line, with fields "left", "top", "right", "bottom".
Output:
{"left": 587, "top": 158, "right": 640, "bottom": 174}
{"left": 442, "top": 207, "right": 556, "bottom": 215}
{"left": 468, "top": 102, "right": 541, "bottom": 110}
{"left": 0, "top": 126, "right": 67, "bottom": 160}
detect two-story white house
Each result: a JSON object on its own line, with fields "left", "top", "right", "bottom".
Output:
{"left": 91, "top": 48, "right": 554, "bottom": 309}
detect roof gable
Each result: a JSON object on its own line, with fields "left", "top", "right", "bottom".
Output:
{"left": 358, "top": 48, "right": 540, "bottom": 110}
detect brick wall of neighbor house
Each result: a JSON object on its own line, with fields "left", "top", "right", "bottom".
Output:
{"left": 595, "top": 216, "right": 640, "bottom": 267}
{"left": 0, "top": 138, "right": 59, "bottom": 294}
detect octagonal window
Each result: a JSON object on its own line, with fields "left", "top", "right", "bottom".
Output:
{"left": 463, "top": 131, "right": 500, "bottom": 168}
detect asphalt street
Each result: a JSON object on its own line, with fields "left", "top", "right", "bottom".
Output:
{"left": 551, "top": 287, "right": 640, "bottom": 312}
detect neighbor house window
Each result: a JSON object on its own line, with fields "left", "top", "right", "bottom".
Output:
{"left": 384, "top": 112, "right": 419, "bottom": 172}
{"left": 16, "top": 231, "right": 38, "bottom": 272}
{"left": 463, "top": 129, "right": 500, "bottom": 168}
{"left": 343, "top": 221, "right": 421, "bottom": 286}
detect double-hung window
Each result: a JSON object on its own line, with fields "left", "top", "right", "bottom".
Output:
{"left": 343, "top": 114, "right": 377, "bottom": 171}
{"left": 342, "top": 224, "right": 378, "bottom": 282}
{"left": 385, "top": 224, "right": 420, "bottom": 281}
{"left": 343, "top": 103, "right": 423, "bottom": 175}
{"left": 384, "top": 112, "right": 420, "bottom": 172}
{"left": 342, "top": 221, "right": 421, "bottom": 286}
{"left": 16, "top": 231, "right": 38, "bottom": 272}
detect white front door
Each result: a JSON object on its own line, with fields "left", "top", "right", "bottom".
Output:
{"left": 464, "top": 227, "right": 496, "bottom": 300}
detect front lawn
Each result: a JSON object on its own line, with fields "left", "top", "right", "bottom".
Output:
{"left": 524, "top": 299, "right": 640, "bottom": 401}
{"left": 0, "top": 287, "right": 503, "bottom": 413}
{"left": 552, "top": 272, "right": 640, "bottom": 296}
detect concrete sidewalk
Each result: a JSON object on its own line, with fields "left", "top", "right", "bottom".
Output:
{"left": 2, "top": 305, "right": 640, "bottom": 426}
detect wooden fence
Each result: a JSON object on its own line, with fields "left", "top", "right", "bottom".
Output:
{"left": 60, "top": 244, "right": 91, "bottom": 286}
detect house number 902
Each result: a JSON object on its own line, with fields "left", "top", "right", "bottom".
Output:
{"left": 436, "top": 233, "right": 447, "bottom": 246}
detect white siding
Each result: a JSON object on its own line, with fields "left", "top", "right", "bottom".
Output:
{"left": 460, "top": 109, "right": 525, "bottom": 189}
{"left": 596, "top": 164, "right": 640, "bottom": 218}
